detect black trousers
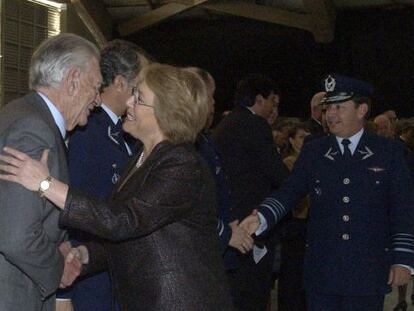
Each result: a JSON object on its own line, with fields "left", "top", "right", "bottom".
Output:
{"left": 277, "top": 218, "right": 307, "bottom": 311}
{"left": 306, "top": 291, "right": 384, "bottom": 311}
{"left": 227, "top": 246, "right": 275, "bottom": 311}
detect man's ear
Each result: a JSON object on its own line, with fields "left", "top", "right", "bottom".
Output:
{"left": 255, "top": 94, "right": 264, "bottom": 106}
{"left": 65, "top": 66, "right": 81, "bottom": 96}
{"left": 358, "top": 103, "right": 369, "bottom": 119}
{"left": 114, "top": 75, "right": 127, "bottom": 92}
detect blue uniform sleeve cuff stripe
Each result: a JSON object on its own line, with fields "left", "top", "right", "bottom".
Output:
{"left": 262, "top": 204, "right": 277, "bottom": 222}
{"left": 394, "top": 247, "right": 414, "bottom": 254}
{"left": 393, "top": 238, "right": 414, "bottom": 242}
{"left": 260, "top": 198, "right": 286, "bottom": 224}
{"left": 217, "top": 221, "right": 224, "bottom": 236}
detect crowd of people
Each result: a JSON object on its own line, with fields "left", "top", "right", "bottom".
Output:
{"left": 0, "top": 33, "right": 414, "bottom": 311}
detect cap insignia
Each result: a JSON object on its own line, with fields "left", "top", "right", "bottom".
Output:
{"left": 325, "top": 75, "right": 336, "bottom": 92}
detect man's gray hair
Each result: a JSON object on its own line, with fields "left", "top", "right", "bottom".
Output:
{"left": 29, "top": 33, "right": 100, "bottom": 90}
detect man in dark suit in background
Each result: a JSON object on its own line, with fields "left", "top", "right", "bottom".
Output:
{"left": 243, "top": 74, "right": 414, "bottom": 311}
{"left": 212, "top": 74, "right": 287, "bottom": 311}
{"left": 59, "top": 39, "right": 150, "bottom": 311}
{"left": 0, "top": 33, "right": 101, "bottom": 311}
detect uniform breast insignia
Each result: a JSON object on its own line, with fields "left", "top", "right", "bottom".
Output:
{"left": 324, "top": 147, "right": 339, "bottom": 161}
{"left": 112, "top": 172, "right": 121, "bottom": 184}
{"left": 108, "top": 126, "right": 121, "bottom": 146}
{"left": 367, "top": 167, "right": 385, "bottom": 173}
{"left": 215, "top": 166, "right": 221, "bottom": 175}
{"left": 314, "top": 187, "right": 322, "bottom": 196}
{"left": 357, "top": 146, "right": 374, "bottom": 160}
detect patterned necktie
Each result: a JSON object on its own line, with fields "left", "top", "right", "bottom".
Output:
{"left": 341, "top": 138, "right": 352, "bottom": 159}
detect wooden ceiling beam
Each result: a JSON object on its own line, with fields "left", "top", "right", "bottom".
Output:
{"left": 118, "top": 0, "right": 207, "bottom": 36}
{"left": 303, "top": 0, "right": 336, "bottom": 43}
{"left": 202, "top": 2, "right": 311, "bottom": 32}
{"left": 104, "top": 0, "right": 149, "bottom": 6}
{"left": 164, "top": 0, "right": 202, "bottom": 5}
{"left": 70, "top": 0, "right": 111, "bottom": 47}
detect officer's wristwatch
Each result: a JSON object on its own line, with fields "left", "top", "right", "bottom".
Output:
{"left": 38, "top": 176, "right": 52, "bottom": 197}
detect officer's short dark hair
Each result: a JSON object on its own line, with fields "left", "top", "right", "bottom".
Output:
{"left": 352, "top": 95, "right": 372, "bottom": 118}
{"left": 100, "top": 39, "right": 152, "bottom": 90}
{"left": 234, "top": 74, "right": 278, "bottom": 107}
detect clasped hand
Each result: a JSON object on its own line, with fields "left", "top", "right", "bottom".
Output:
{"left": 58, "top": 241, "right": 88, "bottom": 288}
{"left": 229, "top": 210, "right": 261, "bottom": 254}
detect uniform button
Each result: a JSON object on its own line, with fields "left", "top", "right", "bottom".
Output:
{"left": 375, "top": 181, "right": 380, "bottom": 185}
{"left": 112, "top": 163, "right": 117, "bottom": 168}
{"left": 315, "top": 180, "right": 320, "bottom": 183}
{"left": 342, "top": 196, "right": 350, "bottom": 203}
{"left": 342, "top": 233, "right": 350, "bottom": 240}
{"left": 343, "top": 178, "right": 350, "bottom": 185}
{"left": 342, "top": 215, "right": 350, "bottom": 222}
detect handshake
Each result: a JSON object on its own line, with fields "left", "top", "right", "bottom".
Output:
{"left": 228, "top": 210, "right": 261, "bottom": 254}
{"left": 58, "top": 241, "right": 89, "bottom": 288}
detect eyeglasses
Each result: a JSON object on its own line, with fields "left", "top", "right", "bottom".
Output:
{"left": 131, "top": 86, "right": 154, "bottom": 108}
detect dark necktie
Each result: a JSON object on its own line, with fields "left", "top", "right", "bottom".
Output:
{"left": 110, "top": 119, "right": 125, "bottom": 146}
{"left": 341, "top": 138, "right": 352, "bottom": 159}
{"left": 113, "top": 119, "right": 123, "bottom": 134}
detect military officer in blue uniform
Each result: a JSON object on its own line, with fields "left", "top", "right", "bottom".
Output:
{"left": 58, "top": 40, "right": 150, "bottom": 311}
{"left": 191, "top": 67, "right": 254, "bottom": 272}
{"left": 242, "top": 74, "right": 414, "bottom": 311}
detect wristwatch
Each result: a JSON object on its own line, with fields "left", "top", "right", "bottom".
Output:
{"left": 38, "top": 176, "right": 52, "bottom": 197}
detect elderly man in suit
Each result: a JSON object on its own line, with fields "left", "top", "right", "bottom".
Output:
{"left": 58, "top": 39, "right": 150, "bottom": 311}
{"left": 212, "top": 74, "right": 287, "bottom": 310}
{"left": 0, "top": 33, "right": 102, "bottom": 311}
{"left": 242, "top": 74, "right": 414, "bottom": 311}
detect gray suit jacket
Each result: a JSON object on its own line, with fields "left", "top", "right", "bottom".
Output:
{"left": 0, "top": 92, "right": 68, "bottom": 311}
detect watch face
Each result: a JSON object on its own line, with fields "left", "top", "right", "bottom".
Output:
{"left": 40, "top": 180, "right": 50, "bottom": 191}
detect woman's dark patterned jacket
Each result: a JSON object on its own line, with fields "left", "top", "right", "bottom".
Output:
{"left": 59, "top": 141, "right": 234, "bottom": 311}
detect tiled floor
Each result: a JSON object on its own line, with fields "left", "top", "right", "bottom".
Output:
{"left": 270, "top": 280, "right": 414, "bottom": 310}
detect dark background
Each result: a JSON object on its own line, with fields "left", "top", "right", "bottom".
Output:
{"left": 125, "top": 7, "right": 414, "bottom": 121}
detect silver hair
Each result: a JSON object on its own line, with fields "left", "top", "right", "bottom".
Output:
{"left": 29, "top": 33, "right": 100, "bottom": 90}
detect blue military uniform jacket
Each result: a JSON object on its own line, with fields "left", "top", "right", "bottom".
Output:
{"left": 259, "top": 130, "right": 414, "bottom": 296}
{"left": 60, "top": 106, "right": 135, "bottom": 311}
{"left": 68, "top": 107, "right": 134, "bottom": 199}
{"left": 196, "top": 131, "right": 238, "bottom": 270}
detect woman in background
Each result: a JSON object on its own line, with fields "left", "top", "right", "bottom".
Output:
{"left": 277, "top": 122, "right": 310, "bottom": 311}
